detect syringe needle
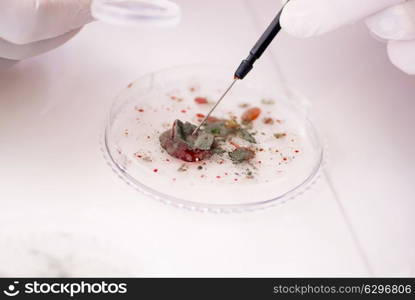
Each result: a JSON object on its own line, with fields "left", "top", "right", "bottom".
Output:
{"left": 192, "top": 2, "right": 287, "bottom": 136}
{"left": 192, "top": 78, "right": 238, "bottom": 135}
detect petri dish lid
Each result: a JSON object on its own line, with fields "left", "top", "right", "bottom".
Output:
{"left": 91, "top": 0, "right": 181, "bottom": 27}
{"left": 103, "top": 65, "right": 324, "bottom": 212}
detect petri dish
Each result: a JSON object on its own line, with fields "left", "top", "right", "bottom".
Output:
{"left": 103, "top": 65, "right": 324, "bottom": 212}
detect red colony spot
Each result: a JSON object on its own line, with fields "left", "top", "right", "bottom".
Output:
{"left": 283, "top": 157, "right": 288, "bottom": 161}
{"left": 241, "top": 107, "right": 261, "bottom": 123}
{"left": 258, "top": 161, "right": 262, "bottom": 164}
{"left": 147, "top": 136, "right": 151, "bottom": 139}
{"left": 294, "top": 150, "right": 300, "bottom": 153}
{"left": 181, "top": 109, "right": 187, "bottom": 113}
{"left": 206, "top": 116, "right": 219, "bottom": 123}
{"left": 225, "top": 172, "right": 228, "bottom": 176}
{"left": 196, "top": 113, "right": 205, "bottom": 118}
{"left": 259, "top": 148, "right": 264, "bottom": 152}
{"left": 138, "top": 108, "right": 144, "bottom": 112}
{"left": 153, "top": 169, "right": 158, "bottom": 173}
{"left": 216, "top": 176, "right": 221, "bottom": 179}
{"left": 166, "top": 158, "right": 170, "bottom": 162}
{"left": 234, "top": 178, "right": 238, "bottom": 182}
{"left": 194, "top": 97, "right": 208, "bottom": 104}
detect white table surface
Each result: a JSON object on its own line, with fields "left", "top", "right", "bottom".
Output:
{"left": 0, "top": 0, "right": 414, "bottom": 277}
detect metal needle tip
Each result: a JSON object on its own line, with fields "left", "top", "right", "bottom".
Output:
{"left": 192, "top": 78, "right": 238, "bottom": 135}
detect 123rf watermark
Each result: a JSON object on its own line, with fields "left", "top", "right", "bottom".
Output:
{"left": 2, "top": 280, "right": 127, "bottom": 297}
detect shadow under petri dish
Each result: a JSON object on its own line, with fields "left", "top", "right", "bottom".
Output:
{"left": 0, "top": 232, "right": 138, "bottom": 277}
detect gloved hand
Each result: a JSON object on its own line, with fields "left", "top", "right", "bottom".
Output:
{"left": 0, "top": 0, "right": 93, "bottom": 61}
{"left": 280, "top": 0, "right": 415, "bottom": 75}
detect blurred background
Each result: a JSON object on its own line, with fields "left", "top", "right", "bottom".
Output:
{"left": 0, "top": 0, "right": 414, "bottom": 277}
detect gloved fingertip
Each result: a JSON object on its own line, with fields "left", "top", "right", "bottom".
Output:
{"left": 365, "top": 3, "right": 415, "bottom": 41}
{"left": 0, "top": 57, "right": 18, "bottom": 70}
{"left": 280, "top": 1, "right": 323, "bottom": 38}
{"left": 387, "top": 40, "right": 415, "bottom": 75}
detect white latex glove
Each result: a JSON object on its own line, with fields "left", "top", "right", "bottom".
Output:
{"left": 0, "top": 0, "right": 93, "bottom": 61}
{"left": 280, "top": 0, "right": 415, "bottom": 75}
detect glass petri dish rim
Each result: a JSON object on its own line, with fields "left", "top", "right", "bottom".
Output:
{"left": 102, "top": 64, "right": 325, "bottom": 213}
